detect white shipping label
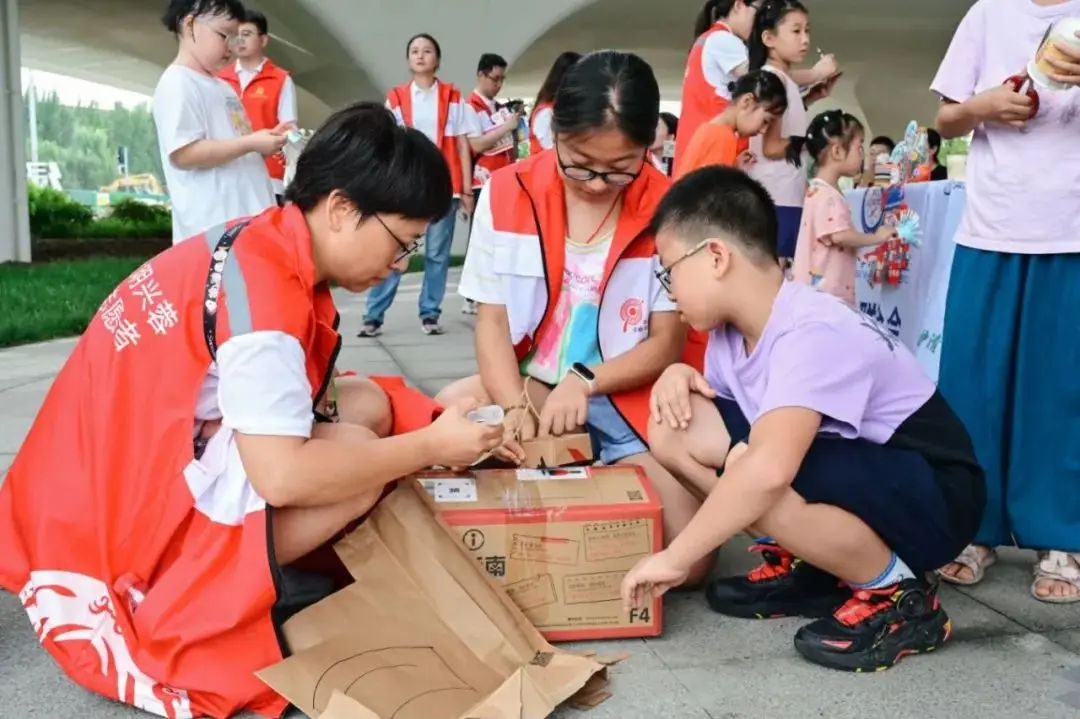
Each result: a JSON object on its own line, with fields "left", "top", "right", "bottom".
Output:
{"left": 419, "top": 477, "right": 478, "bottom": 502}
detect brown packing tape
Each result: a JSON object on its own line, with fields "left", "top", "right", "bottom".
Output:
{"left": 256, "top": 482, "right": 605, "bottom": 719}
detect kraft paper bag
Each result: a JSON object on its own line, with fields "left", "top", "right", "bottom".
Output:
{"left": 257, "top": 481, "right": 607, "bottom": 718}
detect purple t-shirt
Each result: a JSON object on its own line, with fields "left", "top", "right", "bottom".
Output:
{"left": 704, "top": 282, "right": 936, "bottom": 444}
{"left": 931, "top": 0, "right": 1080, "bottom": 254}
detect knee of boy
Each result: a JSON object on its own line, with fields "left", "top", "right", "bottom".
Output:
{"left": 646, "top": 420, "right": 683, "bottom": 469}
{"left": 725, "top": 442, "right": 749, "bottom": 468}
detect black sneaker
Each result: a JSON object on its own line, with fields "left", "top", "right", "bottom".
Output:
{"left": 793, "top": 575, "right": 951, "bottom": 672}
{"left": 357, "top": 322, "right": 381, "bottom": 338}
{"left": 421, "top": 318, "right": 445, "bottom": 335}
{"left": 705, "top": 542, "right": 849, "bottom": 619}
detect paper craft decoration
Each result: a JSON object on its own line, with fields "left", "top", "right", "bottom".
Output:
{"left": 860, "top": 121, "right": 928, "bottom": 287}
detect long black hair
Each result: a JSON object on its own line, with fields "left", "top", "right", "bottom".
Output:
{"left": 727, "top": 70, "right": 789, "bottom": 116}
{"left": 285, "top": 101, "right": 452, "bottom": 222}
{"left": 552, "top": 50, "right": 660, "bottom": 149}
{"left": 748, "top": 0, "right": 808, "bottom": 70}
{"left": 533, "top": 51, "right": 583, "bottom": 109}
{"left": 692, "top": 0, "right": 740, "bottom": 39}
{"left": 785, "top": 109, "right": 863, "bottom": 168}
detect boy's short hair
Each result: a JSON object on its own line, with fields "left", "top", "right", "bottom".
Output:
{"left": 650, "top": 166, "right": 779, "bottom": 265}
{"left": 870, "top": 135, "right": 895, "bottom": 152}
{"left": 477, "top": 53, "right": 508, "bottom": 74}
{"left": 243, "top": 9, "right": 269, "bottom": 35}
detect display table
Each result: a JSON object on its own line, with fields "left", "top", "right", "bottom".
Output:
{"left": 846, "top": 180, "right": 966, "bottom": 382}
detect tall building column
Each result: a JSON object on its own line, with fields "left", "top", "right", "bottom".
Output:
{"left": 0, "top": 0, "right": 31, "bottom": 264}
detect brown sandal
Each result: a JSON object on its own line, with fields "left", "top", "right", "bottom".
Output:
{"left": 936, "top": 544, "right": 997, "bottom": 586}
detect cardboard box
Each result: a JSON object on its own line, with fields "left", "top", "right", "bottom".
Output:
{"left": 257, "top": 482, "right": 608, "bottom": 719}
{"left": 421, "top": 466, "right": 663, "bottom": 641}
{"left": 473, "top": 433, "right": 594, "bottom": 470}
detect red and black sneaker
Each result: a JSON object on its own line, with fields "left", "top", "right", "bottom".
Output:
{"left": 705, "top": 542, "right": 849, "bottom": 619}
{"left": 793, "top": 575, "right": 951, "bottom": 672}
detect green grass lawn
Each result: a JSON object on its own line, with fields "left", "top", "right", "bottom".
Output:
{"left": 0, "top": 253, "right": 467, "bottom": 348}
{"left": 0, "top": 257, "right": 146, "bottom": 348}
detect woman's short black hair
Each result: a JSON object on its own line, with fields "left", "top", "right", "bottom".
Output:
{"left": 406, "top": 33, "right": 441, "bottom": 61}
{"left": 651, "top": 165, "right": 779, "bottom": 265}
{"left": 534, "top": 51, "right": 583, "bottom": 108}
{"left": 551, "top": 50, "right": 661, "bottom": 149}
{"left": 162, "top": 0, "right": 244, "bottom": 34}
{"left": 285, "top": 101, "right": 452, "bottom": 222}
{"left": 659, "top": 112, "right": 679, "bottom": 138}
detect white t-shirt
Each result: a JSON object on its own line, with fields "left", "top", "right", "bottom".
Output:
{"left": 152, "top": 65, "right": 275, "bottom": 244}
{"left": 701, "top": 31, "right": 749, "bottom": 100}
{"left": 747, "top": 65, "right": 809, "bottom": 208}
{"left": 531, "top": 106, "right": 554, "bottom": 151}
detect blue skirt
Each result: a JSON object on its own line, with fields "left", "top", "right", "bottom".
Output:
{"left": 938, "top": 246, "right": 1080, "bottom": 551}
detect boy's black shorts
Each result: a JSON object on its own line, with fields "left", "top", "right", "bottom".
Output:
{"left": 714, "top": 398, "right": 971, "bottom": 573}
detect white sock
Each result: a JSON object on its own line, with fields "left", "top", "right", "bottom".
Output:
{"left": 850, "top": 553, "right": 915, "bottom": 590}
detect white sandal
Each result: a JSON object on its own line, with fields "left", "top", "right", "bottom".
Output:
{"left": 1031, "top": 550, "right": 1080, "bottom": 604}
{"left": 936, "top": 544, "right": 997, "bottom": 586}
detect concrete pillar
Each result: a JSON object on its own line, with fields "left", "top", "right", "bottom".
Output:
{"left": 0, "top": 0, "right": 31, "bottom": 263}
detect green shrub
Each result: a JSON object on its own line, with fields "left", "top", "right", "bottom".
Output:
{"left": 109, "top": 198, "right": 172, "bottom": 225}
{"left": 26, "top": 184, "right": 94, "bottom": 239}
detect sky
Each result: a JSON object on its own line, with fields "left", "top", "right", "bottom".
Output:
{"left": 21, "top": 67, "right": 150, "bottom": 108}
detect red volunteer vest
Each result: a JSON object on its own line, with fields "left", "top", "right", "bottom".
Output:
{"left": 529, "top": 101, "right": 553, "bottom": 157}
{"left": 219, "top": 61, "right": 289, "bottom": 182}
{"left": 388, "top": 81, "right": 465, "bottom": 196}
{"left": 0, "top": 205, "right": 440, "bottom": 718}
{"left": 487, "top": 152, "right": 701, "bottom": 441}
{"left": 467, "top": 91, "right": 515, "bottom": 189}
{"left": 674, "top": 23, "right": 750, "bottom": 176}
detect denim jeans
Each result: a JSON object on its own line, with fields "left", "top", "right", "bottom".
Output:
{"left": 363, "top": 199, "right": 458, "bottom": 324}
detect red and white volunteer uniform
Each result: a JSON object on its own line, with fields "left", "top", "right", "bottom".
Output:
{"left": 464, "top": 91, "right": 516, "bottom": 191}
{"left": 674, "top": 21, "right": 749, "bottom": 176}
{"left": 0, "top": 205, "right": 440, "bottom": 718}
{"left": 528, "top": 101, "right": 555, "bottom": 157}
{"left": 386, "top": 81, "right": 468, "bottom": 196}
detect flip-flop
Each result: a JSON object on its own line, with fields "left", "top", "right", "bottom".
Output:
{"left": 1031, "top": 550, "right": 1080, "bottom": 604}
{"left": 936, "top": 545, "right": 997, "bottom": 586}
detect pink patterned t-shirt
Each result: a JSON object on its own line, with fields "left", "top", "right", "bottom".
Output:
{"left": 791, "top": 179, "right": 857, "bottom": 305}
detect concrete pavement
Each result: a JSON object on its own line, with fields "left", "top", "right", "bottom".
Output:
{"left": 2, "top": 269, "right": 1080, "bottom": 718}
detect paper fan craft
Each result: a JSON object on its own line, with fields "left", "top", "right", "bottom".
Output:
{"left": 893, "top": 208, "right": 922, "bottom": 247}
{"left": 282, "top": 128, "right": 314, "bottom": 189}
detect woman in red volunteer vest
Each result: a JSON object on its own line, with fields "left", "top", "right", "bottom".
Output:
{"left": 0, "top": 102, "right": 504, "bottom": 719}
{"left": 674, "top": 0, "right": 760, "bottom": 177}
{"left": 360, "top": 33, "right": 473, "bottom": 338}
{"left": 446, "top": 50, "right": 712, "bottom": 586}
{"left": 528, "top": 51, "right": 582, "bottom": 156}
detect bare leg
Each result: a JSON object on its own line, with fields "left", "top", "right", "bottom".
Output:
{"left": 270, "top": 421, "right": 386, "bottom": 565}
{"left": 618, "top": 450, "right": 715, "bottom": 586}
{"left": 434, "top": 374, "right": 491, "bottom": 407}
{"left": 648, "top": 394, "right": 732, "bottom": 499}
{"left": 333, "top": 377, "right": 393, "bottom": 437}
{"left": 753, "top": 489, "right": 894, "bottom": 586}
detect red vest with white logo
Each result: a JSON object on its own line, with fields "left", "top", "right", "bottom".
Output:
{"left": 528, "top": 101, "right": 553, "bottom": 157}
{"left": 675, "top": 22, "right": 747, "bottom": 176}
{"left": 0, "top": 205, "right": 440, "bottom": 718}
{"left": 387, "top": 81, "right": 465, "bottom": 196}
{"left": 485, "top": 152, "right": 689, "bottom": 440}
{"left": 218, "top": 60, "right": 289, "bottom": 182}
{"left": 467, "top": 91, "right": 515, "bottom": 190}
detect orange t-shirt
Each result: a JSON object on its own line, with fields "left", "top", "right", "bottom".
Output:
{"left": 674, "top": 123, "right": 739, "bottom": 179}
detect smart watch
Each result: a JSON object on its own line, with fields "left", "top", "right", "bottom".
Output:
{"left": 569, "top": 363, "right": 597, "bottom": 394}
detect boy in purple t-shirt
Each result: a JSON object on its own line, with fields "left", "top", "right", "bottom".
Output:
{"left": 620, "top": 166, "right": 985, "bottom": 672}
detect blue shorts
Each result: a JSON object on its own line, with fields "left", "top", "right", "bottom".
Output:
{"left": 587, "top": 395, "right": 647, "bottom": 464}
{"left": 714, "top": 398, "right": 963, "bottom": 573}
{"left": 776, "top": 205, "right": 803, "bottom": 259}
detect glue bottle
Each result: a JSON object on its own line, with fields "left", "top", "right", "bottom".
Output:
{"left": 1028, "top": 18, "right": 1080, "bottom": 90}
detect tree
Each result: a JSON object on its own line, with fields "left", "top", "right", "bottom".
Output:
{"left": 22, "top": 90, "right": 163, "bottom": 191}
